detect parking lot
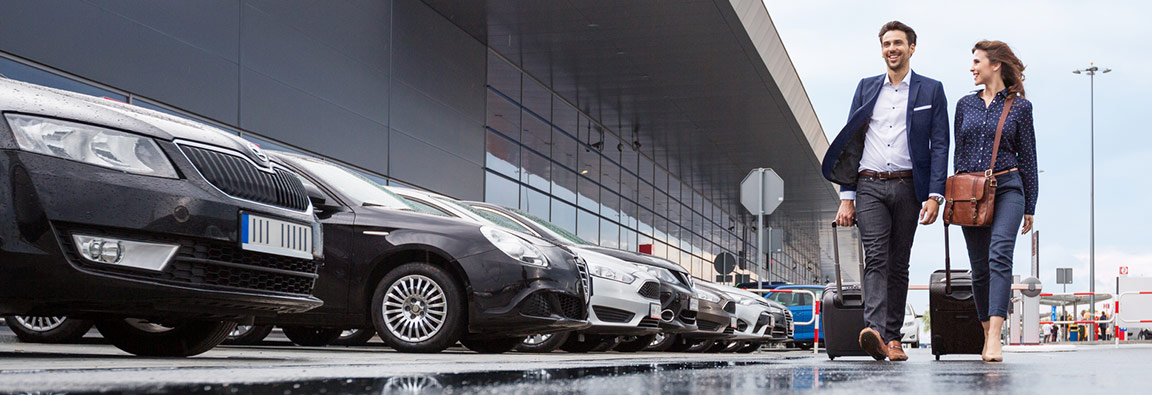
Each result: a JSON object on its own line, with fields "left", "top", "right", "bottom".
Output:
{"left": 4, "top": 325, "right": 1149, "bottom": 394}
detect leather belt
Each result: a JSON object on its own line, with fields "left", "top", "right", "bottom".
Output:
{"left": 859, "top": 170, "right": 913, "bottom": 180}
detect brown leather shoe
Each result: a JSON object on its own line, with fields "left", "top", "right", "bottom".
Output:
{"left": 858, "top": 328, "right": 887, "bottom": 361}
{"left": 887, "top": 341, "right": 908, "bottom": 361}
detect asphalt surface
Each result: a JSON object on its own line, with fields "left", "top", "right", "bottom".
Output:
{"left": 1, "top": 325, "right": 1148, "bottom": 394}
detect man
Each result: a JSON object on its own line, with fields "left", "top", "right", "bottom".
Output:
{"left": 821, "top": 21, "right": 949, "bottom": 361}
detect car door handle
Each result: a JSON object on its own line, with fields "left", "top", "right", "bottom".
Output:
{"left": 363, "top": 231, "right": 389, "bottom": 236}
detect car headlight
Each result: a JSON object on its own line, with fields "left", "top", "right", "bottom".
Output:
{"left": 642, "top": 266, "right": 679, "bottom": 283}
{"left": 696, "top": 289, "right": 723, "bottom": 304}
{"left": 480, "top": 226, "right": 548, "bottom": 267}
{"left": 588, "top": 263, "right": 636, "bottom": 284}
{"left": 5, "top": 114, "right": 178, "bottom": 178}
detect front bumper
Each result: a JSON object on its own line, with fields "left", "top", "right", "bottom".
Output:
{"left": 657, "top": 281, "right": 699, "bottom": 334}
{"left": 683, "top": 299, "right": 736, "bottom": 340}
{"left": 583, "top": 278, "right": 662, "bottom": 335}
{"left": 902, "top": 326, "right": 919, "bottom": 343}
{"left": 766, "top": 309, "right": 794, "bottom": 342}
{"left": 460, "top": 248, "right": 591, "bottom": 338}
{"left": 732, "top": 304, "right": 774, "bottom": 341}
{"left": 0, "top": 149, "right": 323, "bottom": 320}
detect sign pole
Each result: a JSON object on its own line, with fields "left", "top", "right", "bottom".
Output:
{"left": 757, "top": 170, "right": 766, "bottom": 284}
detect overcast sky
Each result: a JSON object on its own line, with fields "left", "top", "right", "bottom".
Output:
{"left": 762, "top": 0, "right": 1152, "bottom": 314}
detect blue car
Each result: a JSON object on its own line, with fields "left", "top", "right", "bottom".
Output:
{"left": 765, "top": 285, "right": 824, "bottom": 349}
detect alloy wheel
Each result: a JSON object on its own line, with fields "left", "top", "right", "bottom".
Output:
{"left": 14, "top": 316, "right": 67, "bottom": 332}
{"left": 382, "top": 274, "right": 447, "bottom": 343}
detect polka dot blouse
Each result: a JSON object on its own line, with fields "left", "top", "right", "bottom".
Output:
{"left": 954, "top": 89, "right": 1039, "bottom": 215}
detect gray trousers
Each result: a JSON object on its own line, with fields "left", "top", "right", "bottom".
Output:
{"left": 856, "top": 174, "right": 920, "bottom": 343}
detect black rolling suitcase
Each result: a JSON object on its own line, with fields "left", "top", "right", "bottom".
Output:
{"left": 822, "top": 222, "right": 870, "bottom": 360}
{"left": 929, "top": 225, "right": 985, "bottom": 360}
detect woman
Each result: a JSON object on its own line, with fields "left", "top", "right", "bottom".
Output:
{"left": 954, "top": 40, "right": 1038, "bottom": 362}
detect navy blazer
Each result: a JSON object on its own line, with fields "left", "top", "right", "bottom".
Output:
{"left": 821, "top": 71, "right": 949, "bottom": 202}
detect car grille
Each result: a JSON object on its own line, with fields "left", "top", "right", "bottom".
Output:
{"left": 592, "top": 305, "right": 635, "bottom": 323}
{"left": 678, "top": 309, "right": 696, "bottom": 325}
{"left": 574, "top": 257, "right": 591, "bottom": 301}
{"left": 520, "top": 291, "right": 585, "bottom": 320}
{"left": 56, "top": 225, "right": 318, "bottom": 296}
{"left": 754, "top": 312, "right": 771, "bottom": 333}
{"left": 723, "top": 301, "right": 736, "bottom": 314}
{"left": 179, "top": 144, "right": 310, "bottom": 211}
{"left": 697, "top": 319, "right": 723, "bottom": 332}
{"left": 785, "top": 309, "right": 794, "bottom": 337}
{"left": 638, "top": 282, "right": 660, "bottom": 299}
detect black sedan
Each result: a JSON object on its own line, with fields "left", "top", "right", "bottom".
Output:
{"left": 0, "top": 78, "right": 323, "bottom": 356}
{"left": 262, "top": 152, "right": 590, "bottom": 353}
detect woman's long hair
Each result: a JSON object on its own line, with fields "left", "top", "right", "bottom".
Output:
{"left": 973, "top": 40, "right": 1026, "bottom": 98}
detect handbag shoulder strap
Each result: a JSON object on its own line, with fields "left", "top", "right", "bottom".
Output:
{"left": 987, "top": 96, "right": 1016, "bottom": 174}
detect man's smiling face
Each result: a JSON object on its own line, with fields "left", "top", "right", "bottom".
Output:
{"left": 880, "top": 30, "right": 915, "bottom": 71}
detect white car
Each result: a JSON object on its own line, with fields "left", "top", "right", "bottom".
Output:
{"left": 902, "top": 304, "right": 921, "bottom": 348}
{"left": 386, "top": 186, "right": 662, "bottom": 352}
{"left": 697, "top": 282, "right": 774, "bottom": 343}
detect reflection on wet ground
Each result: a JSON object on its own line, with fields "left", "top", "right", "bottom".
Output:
{"left": 47, "top": 346, "right": 1148, "bottom": 394}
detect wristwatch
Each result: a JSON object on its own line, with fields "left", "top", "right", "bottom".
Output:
{"left": 930, "top": 196, "right": 945, "bottom": 206}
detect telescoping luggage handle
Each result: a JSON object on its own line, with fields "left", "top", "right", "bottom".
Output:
{"left": 830, "top": 222, "right": 865, "bottom": 305}
{"left": 944, "top": 224, "right": 952, "bottom": 295}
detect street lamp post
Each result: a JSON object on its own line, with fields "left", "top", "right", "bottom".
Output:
{"left": 1072, "top": 64, "right": 1110, "bottom": 340}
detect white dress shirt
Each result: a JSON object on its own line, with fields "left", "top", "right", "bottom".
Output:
{"left": 841, "top": 74, "right": 918, "bottom": 201}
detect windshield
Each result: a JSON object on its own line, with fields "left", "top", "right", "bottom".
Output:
{"left": 432, "top": 197, "right": 534, "bottom": 234}
{"left": 288, "top": 157, "right": 413, "bottom": 210}
{"left": 508, "top": 208, "right": 591, "bottom": 245}
{"left": 768, "top": 291, "right": 814, "bottom": 307}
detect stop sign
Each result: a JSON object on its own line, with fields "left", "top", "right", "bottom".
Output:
{"left": 740, "top": 168, "right": 784, "bottom": 215}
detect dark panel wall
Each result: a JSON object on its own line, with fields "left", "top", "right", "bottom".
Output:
{"left": 0, "top": 0, "right": 485, "bottom": 199}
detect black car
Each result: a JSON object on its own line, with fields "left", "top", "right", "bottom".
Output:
{"left": 460, "top": 202, "right": 701, "bottom": 349}
{"left": 261, "top": 152, "right": 590, "bottom": 353}
{"left": 0, "top": 78, "right": 323, "bottom": 356}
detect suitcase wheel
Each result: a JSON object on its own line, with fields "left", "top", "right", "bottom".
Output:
{"left": 828, "top": 355, "right": 835, "bottom": 361}
{"left": 935, "top": 355, "right": 940, "bottom": 361}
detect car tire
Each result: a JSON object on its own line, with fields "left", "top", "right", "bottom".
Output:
{"left": 282, "top": 326, "right": 343, "bottom": 347}
{"left": 95, "top": 318, "right": 235, "bottom": 357}
{"left": 515, "top": 332, "right": 570, "bottom": 353}
{"left": 646, "top": 333, "right": 677, "bottom": 351}
{"left": 4, "top": 315, "right": 93, "bottom": 344}
{"left": 737, "top": 342, "right": 761, "bottom": 353}
{"left": 665, "top": 336, "right": 698, "bottom": 352}
{"left": 333, "top": 328, "right": 377, "bottom": 346}
{"left": 797, "top": 342, "right": 813, "bottom": 350}
{"left": 223, "top": 324, "right": 274, "bottom": 345}
{"left": 372, "top": 263, "right": 466, "bottom": 353}
{"left": 687, "top": 339, "right": 715, "bottom": 353}
{"left": 702, "top": 340, "right": 730, "bottom": 353}
{"left": 912, "top": 341, "right": 920, "bottom": 349}
{"left": 613, "top": 334, "right": 656, "bottom": 353}
{"left": 560, "top": 333, "right": 613, "bottom": 353}
{"left": 460, "top": 336, "right": 526, "bottom": 354}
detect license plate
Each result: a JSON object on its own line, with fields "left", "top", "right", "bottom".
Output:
{"left": 731, "top": 316, "right": 738, "bottom": 329}
{"left": 689, "top": 297, "right": 699, "bottom": 311}
{"left": 649, "top": 303, "right": 662, "bottom": 319}
{"left": 241, "top": 213, "right": 314, "bottom": 259}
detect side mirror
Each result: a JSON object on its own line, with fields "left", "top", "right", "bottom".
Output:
{"left": 309, "top": 194, "right": 343, "bottom": 213}
{"left": 915, "top": 314, "right": 923, "bottom": 319}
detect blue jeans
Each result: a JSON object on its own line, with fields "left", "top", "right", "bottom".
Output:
{"left": 961, "top": 171, "right": 1026, "bottom": 321}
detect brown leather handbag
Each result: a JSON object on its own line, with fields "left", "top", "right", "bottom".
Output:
{"left": 943, "top": 96, "right": 1014, "bottom": 227}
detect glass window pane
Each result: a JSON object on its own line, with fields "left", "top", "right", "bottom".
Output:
{"left": 551, "top": 127, "right": 578, "bottom": 171}
{"left": 551, "top": 165, "right": 578, "bottom": 204}
{"left": 599, "top": 218, "right": 619, "bottom": 249}
{"left": 577, "top": 176, "right": 599, "bottom": 212}
{"left": 521, "top": 78, "right": 550, "bottom": 121}
{"left": 638, "top": 156, "right": 654, "bottom": 184}
{"left": 486, "top": 130, "right": 520, "bottom": 178}
{"left": 487, "top": 53, "right": 520, "bottom": 102}
{"left": 486, "top": 91, "right": 521, "bottom": 137}
{"left": 484, "top": 171, "right": 519, "bottom": 208}
{"left": 600, "top": 132, "right": 621, "bottom": 167}
{"left": 520, "top": 148, "right": 550, "bottom": 192}
{"left": 600, "top": 187, "right": 620, "bottom": 223}
{"left": 620, "top": 227, "right": 636, "bottom": 253}
{"left": 577, "top": 208, "right": 598, "bottom": 246}
{"left": 552, "top": 95, "right": 577, "bottom": 134}
{"left": 520, "top": 113, "right": 551, "bottom": 156}
{"left": 520, "top": 186, "right": 549, "bottom": 220}
{"left": 551, "top": 198, "right": 577, "bottom": 235}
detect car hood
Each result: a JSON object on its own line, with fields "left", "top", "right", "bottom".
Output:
{"left": 0, "top": 78, "right": 267, "bottom": 165}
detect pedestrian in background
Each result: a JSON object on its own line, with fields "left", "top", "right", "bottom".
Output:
{"left": 954, "top": 40, "right": 1038, "bottom": 362}
{"left": 1042, "top": 323, "right": 1052, "bottom": 343}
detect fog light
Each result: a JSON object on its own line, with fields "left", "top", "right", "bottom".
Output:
{"left": 72, "top": 235, "right": 179, "bottom": 271}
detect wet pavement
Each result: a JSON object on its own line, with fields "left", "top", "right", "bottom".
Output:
{"left": 1, "top": 326, "right": 1148, "bottom": 394}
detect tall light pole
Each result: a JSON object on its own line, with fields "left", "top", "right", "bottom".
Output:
{"left": 1072, "top": 64, "right": 1110, "bottom": 339}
